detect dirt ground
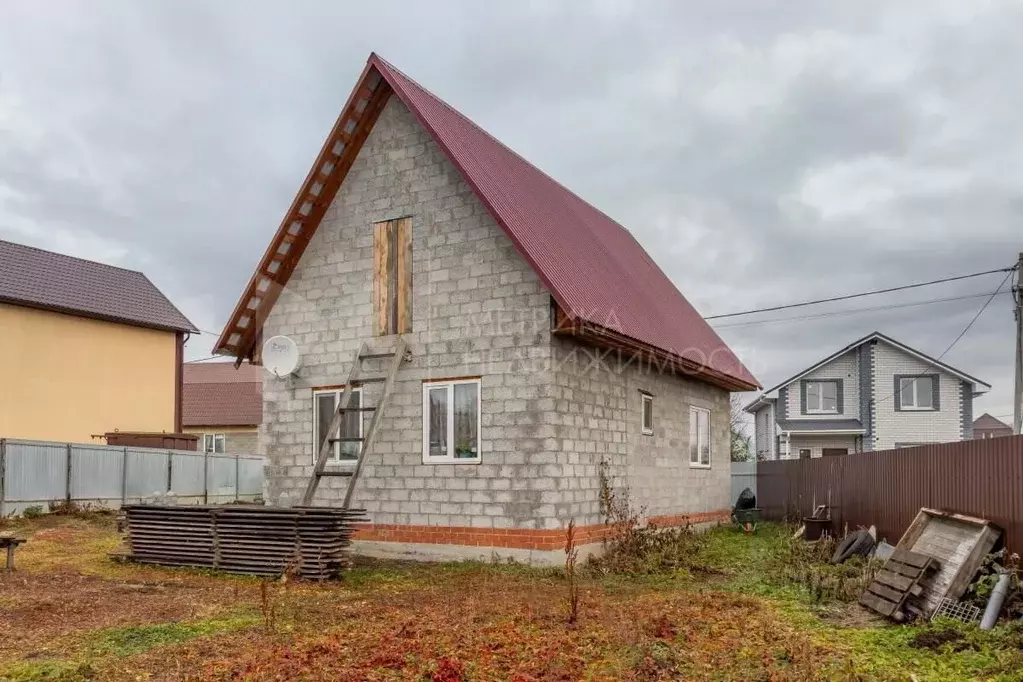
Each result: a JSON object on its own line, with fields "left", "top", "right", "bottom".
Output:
{"left": 1, "top": 514, "right": 1020, "bottom": 682}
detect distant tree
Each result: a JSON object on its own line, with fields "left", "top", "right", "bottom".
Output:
{"left": 730, "top": 394, "right": 753, "bottom": 462}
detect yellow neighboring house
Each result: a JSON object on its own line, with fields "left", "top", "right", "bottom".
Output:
{"left": 0, "top": 239, "right": 197, "bottom": 443}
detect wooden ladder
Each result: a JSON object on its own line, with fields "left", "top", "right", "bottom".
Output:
{"left": 301, "top": 337, "right": 407, "bottom": 508}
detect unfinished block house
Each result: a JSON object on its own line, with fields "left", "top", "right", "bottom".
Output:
{"left": 214, "top": 54, "right": 759, "bottom": 562}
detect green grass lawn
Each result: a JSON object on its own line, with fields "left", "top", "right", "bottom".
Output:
{"left": 1, "top": 514, "right": 1020, "bottom": 681}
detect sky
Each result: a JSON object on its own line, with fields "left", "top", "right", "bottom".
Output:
{"left": 0, "top": 0, "right": 1019, "bottom": 424}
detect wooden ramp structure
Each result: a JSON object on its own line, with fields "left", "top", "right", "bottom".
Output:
{"left": 859, "top": 548, "right": 940, "bottom": 621}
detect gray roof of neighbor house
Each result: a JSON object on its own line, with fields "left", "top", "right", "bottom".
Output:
{"left": 776, "top": 419, "right": 865, "bottom": 432}
{"left": 745, "top": 331, "right": 991, "bottom": 413}
{"left": 0, "top": 239, "right": 197, "bottom": 333}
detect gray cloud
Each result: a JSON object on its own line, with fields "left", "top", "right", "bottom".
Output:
{"left": 0, "top": 0, "right": 1019, "bottom": 423}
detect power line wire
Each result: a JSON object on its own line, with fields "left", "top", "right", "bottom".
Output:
{"left": 874, "top": 268, "right": 1015, "bottom": 407}
{"left": 712, "top": 290, "right": 1010, "bottom": 330}
{"left": 705, "top": 267, "right": 1015, "bottom": 320}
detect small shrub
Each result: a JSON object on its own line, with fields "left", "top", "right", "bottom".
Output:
{"left": 588, "top": 460, "right": 706, "bottom": 575}
{"left": 776, "top": 532, "right": 881, "bottom": 603}
{"left": 21, "top": 505, "right": 44, "bottom": 519}
{"left": 565, "top": 518, "right": 580, "bottom": 625}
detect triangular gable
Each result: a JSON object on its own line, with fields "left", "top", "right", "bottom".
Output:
{"left": 745, "top": 331, "right": 991, "bottom": 412}
{"left": 215, "top": 53, "right": 758, "bottom": 391}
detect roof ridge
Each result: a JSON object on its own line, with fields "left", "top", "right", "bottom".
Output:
{"left": 0, "top": 238, "right": 145, "bottom": 277}
{"left": 372, "top": 55, "right": 643, "bottom": 240}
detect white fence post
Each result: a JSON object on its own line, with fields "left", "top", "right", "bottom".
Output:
{"left": 234, "top": 455, "right": 240, "bottom": 503}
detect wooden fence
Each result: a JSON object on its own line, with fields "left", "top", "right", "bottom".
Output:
{"left": 757, "top": 435, "right": 1023, "bottom": 552}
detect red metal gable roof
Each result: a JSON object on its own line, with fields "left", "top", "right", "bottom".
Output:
{"left": 215, "top": 54, "right": 757, "bottom": 390}
{"left": 371, "top": 56, "right": 756, "bottom": 388}
{"left": 182, "top": 362, "right": 262, "bottom": 427}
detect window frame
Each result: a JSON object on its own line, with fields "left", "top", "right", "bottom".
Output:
{"left": 804, "top": 380, "right": 839, "bottom": 414}
{"left": 312, "top": 387, "right": 364, "bottom": 465}
{"left": 688, "top": 405, "right": 711, "bottom": 468}
{"left": 641, "top": 392, "right": 654, "bottom": 435}
{"left": 897, "top": 376, "right": 935, "bottom": 411}
{"left": 799, "top": 448, "right": 812, "bottom": 459}
{"left": 202, "top": 434, "right": 226, "bottom": 454}
{"left": 422, "top": 378, "right": 482, "bottom": 465}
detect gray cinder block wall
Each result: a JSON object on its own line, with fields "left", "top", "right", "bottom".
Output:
{"left": 259, "top": 96, "right": 732, "bottom": 542}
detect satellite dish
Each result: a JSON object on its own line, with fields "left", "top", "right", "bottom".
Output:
{"left": 262, "top": 335, "right": 302, "bottom": 377}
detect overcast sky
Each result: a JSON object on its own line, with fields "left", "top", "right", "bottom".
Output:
{"left": 0, "top": 1, "right": 1019, "bottom": 422}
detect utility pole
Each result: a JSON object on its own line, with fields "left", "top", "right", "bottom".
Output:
{"left": 1015, "top": 252, "right": 1023, "bottom": 435}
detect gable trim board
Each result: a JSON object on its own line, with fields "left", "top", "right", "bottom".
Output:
{"left": 214, "top": 53, "right": 757, "bottom": 393}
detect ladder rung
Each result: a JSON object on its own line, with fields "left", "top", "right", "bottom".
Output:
{"left": 316, "top": 470, "right": 354, "bottom": 477}
{"left": 332, "top": 437, "right": 364, "bottom": 442}
{"left": 353, "top": 376, "right": 387, "bottom": 384}
{"left": 359, "top": 352, "right": 396, "bottom": 361}
{"left": 336, "top": 406, "right": 376, "bottom": 412}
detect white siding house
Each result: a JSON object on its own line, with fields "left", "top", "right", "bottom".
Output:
{"left": 745, "top": 332, "right": 990, "bottom": 459}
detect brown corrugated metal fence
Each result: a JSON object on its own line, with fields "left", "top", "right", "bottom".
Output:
{"left": 757, "top": 436, "right": 1023, "bottom": 551}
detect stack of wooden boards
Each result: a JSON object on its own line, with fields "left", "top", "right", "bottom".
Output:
{"left": 859, "top": 548, "right": 939, "bottom": 621}
{"left": 122, "top": 504, "right": 367, "bottom": 579}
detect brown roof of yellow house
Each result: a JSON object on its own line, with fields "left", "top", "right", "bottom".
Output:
{"left": 0, "top": 239, "right": 196, "bottom": 333}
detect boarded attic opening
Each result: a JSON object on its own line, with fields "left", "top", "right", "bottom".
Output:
{"left": 373, "top": 217, "right": 412, "bottom": 335}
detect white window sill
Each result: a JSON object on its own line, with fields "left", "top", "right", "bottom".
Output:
{"left": 422, "top": 458, "right": 482, "bottom": 465}
{"left": 689, "top": 463, "right": 712, "bottom": 469}
{"left": 642, "top": 428, "right": 653, "bottom": 436}
{"left": 804, "top": 410, "right": 840, "bottom": 415}
{"left": 900, "top": 406, "right": 937, "bottom": 411}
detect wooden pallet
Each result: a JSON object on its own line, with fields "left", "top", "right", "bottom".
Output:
{"left": 859, "top": 548, "right": 939, "bottom": 621}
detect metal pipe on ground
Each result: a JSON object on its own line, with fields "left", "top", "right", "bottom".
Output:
{"left": 980, "top": 572, "right": 1012, "bottom": 630}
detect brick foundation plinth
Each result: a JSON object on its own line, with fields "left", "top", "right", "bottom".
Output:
{"left": 352, "top": 509, "right": 730, "bottom": 551}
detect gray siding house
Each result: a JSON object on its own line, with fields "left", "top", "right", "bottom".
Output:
{"left": 214, "top": 54, "right": 759, "bottom": 562}
{"left": 746, "top": 332, "right": 990, "bottom": 459}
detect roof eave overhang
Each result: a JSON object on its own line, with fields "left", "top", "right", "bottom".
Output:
{"left": 0, "top": 295, "right": 197, "bottom": 334}
{"left": 783, "top": 429, "right": 866, "bottom": 436}
{"left": 552, "top": 308, "right": 759, "bottom": 393}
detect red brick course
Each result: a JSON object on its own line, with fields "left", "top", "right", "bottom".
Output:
{"left": 352, "top": 509, "right": 730, "bottom": 551}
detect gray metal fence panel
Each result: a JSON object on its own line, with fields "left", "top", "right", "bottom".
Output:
{"left": 207, "top": 456, "right": 237, "bottom": 497}
{"left": 1, "top": 437, "right": 266, "bottom": 514}
{"left": 5, "top": 440, "right": 67, "bottom": 503}
{"left": 70, "top": 444, "right": 124, "bottom": 501}
{"left": 730, "top": 461, "right": 757, "bottom": 506}
{"left": 170, "top": 452, "right": 206, "bottom": 496}
{"left": 238, "top": 457, "right": 265, "bottom": 496}
{"left": 125, "top": 448, "right": 169, "bottom": 498}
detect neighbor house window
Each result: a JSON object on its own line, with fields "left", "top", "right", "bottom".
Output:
{"left": 423, "top": 378, "right": 481, "bottom": 463}
{"left": 641, "top": 393, "right": 653, "bottom": 435}
{"left": 799, "top": 449, "right": 811, "bottom": 459}
{"left": 313, "top": 388, "right": 363, "bottom": 463}
{"left": 689, "top": 406, "right": 710, "bottom": 467}
{"left": 897, "top": 376, "right": 935, "bottom": 410}
{"left": 202, "top": 434, "right": 226, "bottom": 454}
{"left": 373, "top": 217, "right": 412, "bottom": 336}
{"left": 804, "top": 380, "right": 839, "bottom": 413}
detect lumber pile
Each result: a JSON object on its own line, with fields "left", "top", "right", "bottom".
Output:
{"left": 122, "top": 504, "right": 367, "bottom": 579}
